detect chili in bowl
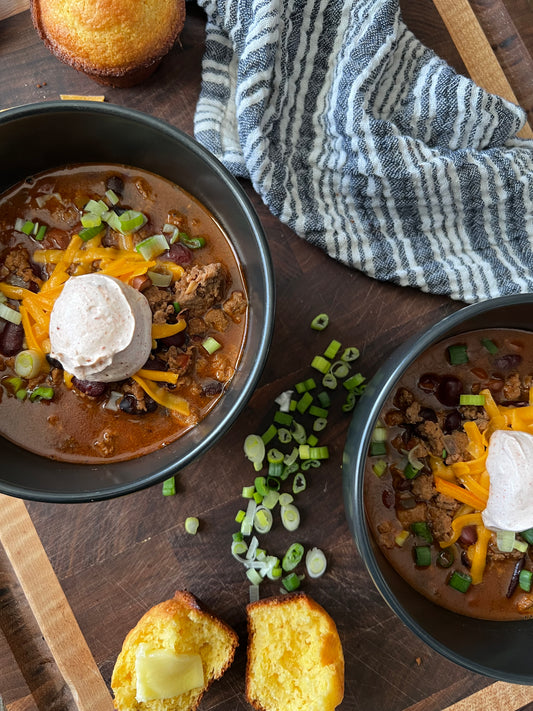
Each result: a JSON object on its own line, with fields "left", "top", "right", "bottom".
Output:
{"left": 0, "top": 102, "right": 274, "bottom": 502}
{"left": 343, "top": 294, "right": 533, "bottom": 683}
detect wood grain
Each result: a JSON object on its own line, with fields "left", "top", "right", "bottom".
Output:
{"left": 432, "top": 0, "right": 533, "bottom": 138}
{"left": 0, "top": 495, "right": 114, "bottom": 711}
{"left": 0, "top": 0, "right": 29, "bottom": 22}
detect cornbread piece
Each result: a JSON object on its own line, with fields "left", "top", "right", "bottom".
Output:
{"left": 111, "top": 591, "right": 238, "bottom": 711}
{"left": 246, "top": 593, "right": 344, "bottom": 711}
{"left": 31, "top": 0, "right": 186, "bottom": 87}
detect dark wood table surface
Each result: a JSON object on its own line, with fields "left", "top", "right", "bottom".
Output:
{"left": 1, "top": 2, "right": 533, "bottom": 710}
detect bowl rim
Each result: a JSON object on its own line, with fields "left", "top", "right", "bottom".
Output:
{"left": 0, "top": 101, "right": 276, "bottom": 503}
{"left": 343, "top": 292, "right": 533, "bottom": 683}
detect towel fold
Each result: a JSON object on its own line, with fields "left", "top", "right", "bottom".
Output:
{"left": 194, "top": 0, "right": 533, "bottom": 303}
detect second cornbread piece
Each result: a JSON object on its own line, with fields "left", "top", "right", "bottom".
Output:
{"left": 31, "top": 0, "right": 186, "bottom": 87}
{"left": 246, "top": 592, "right": 344, "bottom": 711}
{"left": 111, "top": 590, "right": 238, "bottom": 711}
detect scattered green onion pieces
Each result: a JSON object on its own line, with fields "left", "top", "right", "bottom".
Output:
{"left": 185, "top": 517, "right": 199, "bottom": 534}
{"left": 306, "top": 547, "right": 327, "bottom": 578}
{"left": 282, "top": 542, "right": 304, "bottom": 571}
{"left": 0, "top": 302, "right": 22, "bottom": 325}
{"left": 310, "top": 313, "right": 329, "bottom": 331}
{"left": 14, "top": 349, "right": 43, "bottom": 379}
{"left": 413, "top": 545, "right": 431, "bottom": 567}
{"left": 448, "top": 344, "right": 469, "bottom": 365}
{"left": 135, "top": 233, "right": 168, "bottom": 260}
{"left": 180, "top": 233, "right": 206, "bottom": 249}
{"left": 118, "top": 209, "right": 146, "bottom": 233}
{"left": 411, "top": 521, "right": 433, "bottom": 543}
{"left": 292, "top": 472, "right": 306, "bottom": 494}
{"left": 372, "top": 460, "right": 387, "bottom": 477}
{"left": 448, "top": 570, "right": 472, "bottom": 593}
{"left": 520, "top": 528, "right": 533, "bottom": 545}
{"left": 497, "top": 530, "right": 516, "bottom": 553}
{"left": 341, "top": 346, "right": 360, "bottom": 362}
{"left": 459, "top": 394, "right": 485, "bottom": 406}
{"left": 35, "top": 224, "right": 47, "bottom": 241}
{"left": 21, "top": 219, "right": 34, "bottom": 235}
{"left": 105, "top": 189, "right": 120, "bottom": 205}
{"left": 282, "top": 572, "right": 302, "bottom": 592}
{"left": 369, "top": 441, "right": 386, "bottom": 456}
{"left": 79, "top": 224, "right": 105, "bottom": 242}
{"left": 324, "top": 340, "right": 341, "bottom": 359}
{"left": 162, "top": 476, "right": 176, "bottom": 496}
{"left": 437, "top": 549, "right": 455, "bottom": 568}
{"left": 281, "top": 504, "right": 300, "bottom": 531}
{"left": 311, "top": 355, "right": 331, "bottom": 374}
{"left": 29, "top": 386, "right": 54, "bottom": 402}
{"left": 254, "top": 507, "right": 273, "bottom": 534}
{"left": 81, "top": 212, "right": 102, "bottom": 228}
{"left": 519, "top": 569, "right": 533, "bottom": 592}
{"left": 482, "top": 338, "right": 498, "bottom": 355}
{"left": 404, "top": 462, "right": 421, "bottom": 480}
{"left": 202, "top": 337, "right": 222, "bottom": 354}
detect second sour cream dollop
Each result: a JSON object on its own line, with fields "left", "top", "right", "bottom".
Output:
{"left": 482, "top": 429, "right": 533, "bottom": 532}
{"left": 49, "top": 273, "right": 152, "bottom": 382}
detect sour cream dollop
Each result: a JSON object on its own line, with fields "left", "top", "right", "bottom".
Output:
{"left": 482, "top": 429, "right": 533, "bottom": 532}
{"left": 49, "top": 273, "right": 152, "bottom": 382}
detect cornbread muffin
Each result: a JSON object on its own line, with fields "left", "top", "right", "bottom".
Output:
{"left": 111, "top": 591, "right": 238, "bottom": 711}
{"left": 30, "top": 0, "right": 186, "bottom": 87}
{"left": 246, "top": 593, "right": 344, "bottom": 711}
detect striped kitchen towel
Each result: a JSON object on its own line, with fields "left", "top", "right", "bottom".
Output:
{"left": 194, "top": 0, "right": 533, "bottom": 303}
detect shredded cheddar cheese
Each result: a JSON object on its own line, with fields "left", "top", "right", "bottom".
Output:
{"left": 430, "top": 386, "right": 533, "bottom": 585}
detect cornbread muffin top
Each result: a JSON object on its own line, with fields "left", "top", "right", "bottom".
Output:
{"left": 246, "top": 592, "right": 345, "bottom": 711}
{"left": 111, "top": 591, "right": 238, "bottom": 711}
{"left": 31, "top": 0, "right": 186, "bottom": 84}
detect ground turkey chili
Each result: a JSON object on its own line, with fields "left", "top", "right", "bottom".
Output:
{"left": 365, "top": 329, "right": 533, "bottom": 621}
{"left": 0, "top": 163, "right": 248, "bottom": 463}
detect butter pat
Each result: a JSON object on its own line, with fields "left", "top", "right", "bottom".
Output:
{"left": 483, "top": 429, "right": 533, "bottom": 532}
{"left": 49, "top": 273, "right": 152, "bottom": 382}
{"left": 135, "top": 646, "right": 204, "bottom": 702}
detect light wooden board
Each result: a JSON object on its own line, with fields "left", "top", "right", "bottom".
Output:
{"left": 0, "top": 0, "right": 29, "bottom": 22}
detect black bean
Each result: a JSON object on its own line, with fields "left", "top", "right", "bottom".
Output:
{"left": 0, "top": 322, "right": 23, "bottom": 356}
{"left": 506, "top": 558, "right": 525, "bottom": 598}
{"left": 436, "top": 375, "right": 463, "bottom": 407}
{"left": 141, "top": 357, "right": 167, "bottom": 371}
{"left": 159, "top": 331, "right": 187, "bottom": 349}
{"left": 444, "top": 409, "right": 462, "bottom": 434}
{"left": 119, "top": 392, "right": 158, "bottom": 415}
{"left": 46, "top": 354, "right": 63, "bottom": 370}
{"left": 71, "top": 377, "right": 107, "bottom": 397}
{"left": 106, "top": 175, "right": 124, "bottom": 196}
{"left": 203, "top": 381, "right": 223, "bottom": 397}
{"left": 419, "top": 407, "right": 438, "bottom": 423}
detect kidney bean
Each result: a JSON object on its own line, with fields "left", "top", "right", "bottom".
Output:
{"left": 130, "top": 274, "right": 152, "bottom": 292}
{"left": 418, "top": 372, "right": 440, "bottom": 393}
{"left": 159, "top": 331, "right": 187, "bottom": 349}
{"left": 0, "top": 322, "right": 23, "bottom": 356}
{"left": 165, "top": 242, "right": 193, "bottom": 266}
{"left": 71, "top": 377, "right": 107, "bottom": 398}
{"left": 444, "top": 409, "right": 462, "bottom": 434}
{"left": 382, "top": 489, "right": 395, "bottom": 509}
{"left": 493, "top": 353, "right": 523, "bottom": 371}
{"left": 459, "top": 525, "right": 478, "bottom": 546}
{"left": 436, "top": 375, "right": 463, "bottom": 407}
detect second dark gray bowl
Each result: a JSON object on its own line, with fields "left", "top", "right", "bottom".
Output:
{"left": 343, "top": 293, "right": 533, "bottom": 684}
{"left": 0, "top": 101, "right": 275, "bottom": 503}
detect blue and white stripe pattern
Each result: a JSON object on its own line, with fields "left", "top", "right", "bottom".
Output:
{"left": 194, "top": 0, "right": 533, "bottom": 302}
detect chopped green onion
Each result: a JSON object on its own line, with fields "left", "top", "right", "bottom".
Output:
{"left": 235, "top": 509, "right": 246, "bottom": 523}
{"left": 372, "top": 460, "right": 387, "bottom": 477}
{"left": 306, "top": 434, "right": 318, "bottom": 446}
{"left": 180, "top": 233, "right": 206, "bottom": 249}
{"left": 296, "top": 391, "right": 313, "bottom": 414}
{"left": 411, "top": 521, "right": 433, "bottom": 543}
{"left": 4, "top": 376, "right": 23, "bottom": 393}
{"left": 262, "top": 490, "right": 280, "bottom": 509}
{"left": 519, "top": 569, "right": 533, "bottom": 592}
{"left": 341, "top": 347, "right": 360, "bottom": 362}
{"left": 448, "top": 344, "right": 469, "bottom": 365}
{"left": 317, "top": 391, "right": 331, "bottom": 408}
{"left": 273, "top": 411, "right": 293, "bottom": 427}
{"left": 324, "top": 340, "right": 341, "bottom": 359}
{"left": 282, "top": 543, "right": 304, "bottom": 571}
{"left": 29, "top": 385, "right": 54, "bottom": 402}
{"left": 520, "top": 528, "right": 533, "bottom": 545}
{"left": 279, "top": 493, "right": 294, "bottom": 507}
{"left": 261, "top": 424, "right": 278, "bottom": 445}
{"left": 277, "top": 428, "right": 292, "bottom": 444}
{"left": 459, "top": 394, "right": 485, "bottom": 406}
{"left": 322, "top": 372, "right": 337, "bottom": 389}
{"left": 21, "top": 220, "right": 34, "bottom": 235}
{"left": 244, "top": 434, "right": 265, "bottom": 466}
{"left": 282, "top": 572, "right": 302, "bottom": 591}
{"left": 280, "top": 503, "right": 300, "bottom": 531}
{"left": 84, "top": 198, "right": 108, "bottom": 216}
{"left": 162, "top": 476, "right": 176, "bottom": 496}
{"left": 231, "top": 539, "right": 247, "bottom": 556}
{"left": 241, "top": 486, "right": 255, "bottom": 499}
{"left": 81, "top": 212, "right": 102, "bottom": 228}
{"left": 105, "top": 189, "right": 120, "bottom": 205}
{"left": 202, "top": 337, "right": 222, "bottom": 354}
{"left": 34, "top": 224, "right": 47, "bottom": 241}
{"left": 309, "top": 405, "right": 328, "bottom": 418}
{"left": 291, "top": 421, "right": 307, "bottom": 444}
{"left": 310, "top": 313, "right": 329, "bottom": 331}
{"left": 118, "top": 209, "right": 147, "bottom": 233}
{"left": 267, "top": 448, "right": 284, "bottom": 464}
{"left": 301, "top": 459, "right": 320, "bottom": 471}
{"left": 514, "top": 539, "right": 528, "bottom": 554}
{"left": 292, "top": 472, "right": 306, "bottom": 494}
{"left": 313, "top": 417, "right": 328, "bottom": 432}
{"left": 254, "top": 476, "right": 269, "bottom": 497}
{"left": 311, "top": 355, "right": 331, "bottom": 374}
{"left": 369, "top": 441, "right": 386, "bottom": 456}
{"left": 482, "top": 338, "right": 498, "bottom": 355}
{"left": 135, "top": 233, "right": 169, "bottom": 260}
{"left": 14, "top": 349, "right": 44, "bottom": 379}
{"left": 342, "top": 392, "right": 357, "bottom": 412}
{"left": 413, "top": 545, "right": 431, "bottom": 567}
{"left": 436, "top": 548, "right": 455, "bottom": 568}
{"left": 343, "top": 373, "right": 365, "bottom": 391}
{"left": 330, "top": 361, "right": 350, "bottom": 379}
{"left": 496, "top": 530, "right": 516, "bottom": 553}
{"left": 306, "top": 547, "right": 327, "bottom": 578}
{"left": 173, "top": 301, "right": 181, "bottom": 312}
{"left": 15, "top": 388, "right": 27, "bottom": 400}
{"left": 404, "top": 462, "right": 421, "bottom": 480}
{"left": 0, "top": 302, "right": 22, "bottom": 325}
{"left": 254, "top": 506, "right": 273, "bottom": 534}
{"left": 448, "top": 570, "right": 472, "bottom": 593}
{"left": 147, "top": 270, "right": 172, "bottom": 287}
{"left": 185, "top": 517, "right": 199, "bottom": 534}
{"left": 247, "top": 569, "right": 263, "bottom": 586}
{"left": 79, "top": 224, "right": 105, "bottom": 241}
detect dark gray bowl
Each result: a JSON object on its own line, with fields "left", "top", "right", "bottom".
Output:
{"left": 0, "top": 101, "right": 275, "bottom": 503}
{"left": 343, "top": 293, "right": 533, "bottom": 684}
